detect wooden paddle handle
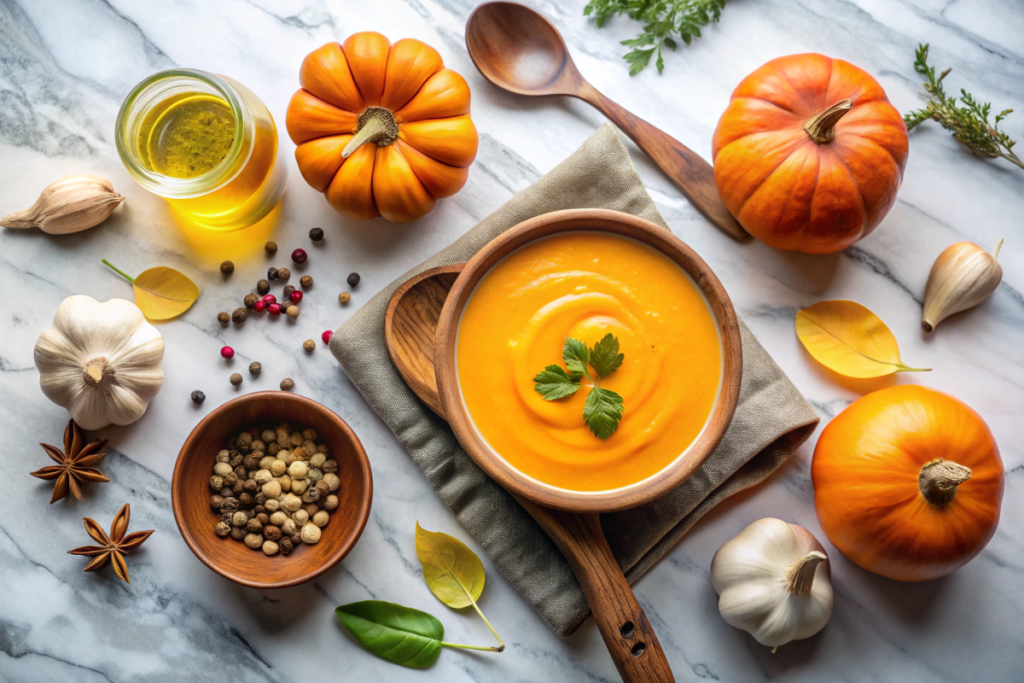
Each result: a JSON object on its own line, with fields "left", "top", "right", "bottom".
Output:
{"left": 520, "top": 501, "right": 676, "bottom": 682}
{"left": 578, "top": 85, "right": 749, "bottom": 243}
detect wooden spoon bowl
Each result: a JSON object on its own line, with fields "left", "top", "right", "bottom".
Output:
{"left": 171, "top": 392, "right": 373, "bottom": 589}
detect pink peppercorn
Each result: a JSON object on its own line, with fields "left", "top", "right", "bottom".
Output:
{"left": 322, "top": 330, "right": 333, "bottom": 344}
{"left": 253, "top": 300, "right": 266, "bottom": 313}
{"left": 292, "top": 249, "right": 308, "bottom": 264}
{"left": 268, "top": 303, "right": 282, "bottom": 316}
{"left": 220, "top": 346, "right": 235, "bottom": 359}
{"left": 262, "top": 294, "right": 276, "bottom": 304}
{"left": 289, "top": 290, "right": 303, "bottom": 304}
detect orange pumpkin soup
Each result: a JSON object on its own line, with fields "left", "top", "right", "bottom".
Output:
{"left": 456, "top": 232, "right": 722, "bottom": 492}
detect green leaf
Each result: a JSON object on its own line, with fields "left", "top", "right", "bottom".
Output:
{"left": 625, "top": 47, "right": 656, "bottom": 76}
{"left": 533, "top": 365, "right": 582, "bottom": 400}
{"left": 589, "top": 333, "right": 624, "bottom": 378}
{"left": 584, "top": 387, "right": 624, "bottom": 440}
{"left": 336, "top": 601, "right": 444, "bottom": 669}
{"left": 562, "top": 338, "right": 590, "bottom": 375}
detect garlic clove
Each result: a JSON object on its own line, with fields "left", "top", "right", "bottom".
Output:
{"left": 1, "top": 175, "right": 124, "bottom": 235}
{"left": 922, "top": 240, "right": 1003, "bottom": 333}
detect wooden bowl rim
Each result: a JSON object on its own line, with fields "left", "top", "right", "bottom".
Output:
{"left": 434, "top": 209, "right": 742, "bottom": 512}
{"left": 171, "top": 391, "right": 373, "bottom": 588}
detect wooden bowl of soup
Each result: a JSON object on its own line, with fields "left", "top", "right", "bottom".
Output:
{"left": 434, "top": 209, "right": 742, "bottom": 512}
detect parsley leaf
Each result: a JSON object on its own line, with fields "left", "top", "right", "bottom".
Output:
{"left": 533, "top": 335, "right": 626, "bottom": 439}
{"left": 584, "top": 387, "right": 625, "bottom": 440}
{"left": 584, "top": 0, "right": 727, "bottom": 75}
{"left": 533, "top": 365, "right": 583, "bottom": 400}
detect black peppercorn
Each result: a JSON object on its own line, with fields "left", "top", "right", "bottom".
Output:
{"left": 300, "top": 275, "right": 313, "bottom": 289}
{"left": 244, "top": 293, "right": 258, "bottom": 308}
{"left": 232, "top": 308, "right": 247, "bottom": 324}
{"left": 191, "top": 390, "right": 206, "bottom": 404}
{"left": 220, "top": 260, "right": 234, "bottom": 276}
{"left": 249, "top": 361, "right": 262, "bottom": 376}
{"left": 309, "top": 227, "right": 324, "bottom": 242}
{"left": 282, "top": 285, "right": 296, "bottom": 299}
{"left": 277, "top": 267, "right": 291, "bottom": 281}
{"left": 268, "top": 267, "right": 279, "bottom": 281}
{"left": 230, "top": 373, "right": 243, "bottom": 386}
{"left": 217, "top": 311, "right": 229, "bottom": 324}
{"left": 347, "top": 272, "right": 361, "bottom": 287}
{"left": 265, "top": 241, "right": 277, "bottom": 254}
{"left": 257, "top": 279, "right": 270, "bottom": 295}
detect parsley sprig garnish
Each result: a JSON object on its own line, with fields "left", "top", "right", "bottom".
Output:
{"left": 533, "top": 334, "right": 625, "bottom": 440}
{"left": 904, "top": 43, "right": 1022, "bottom": 171}
{"left": 583, "top": 0, "right": 727, "bottom": 75}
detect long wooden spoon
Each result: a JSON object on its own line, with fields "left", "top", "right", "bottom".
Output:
{"left": 385, "top": 265, "right": 675, "bottom": 683}
{"left": 465, "top": 1, "right": 748, "bottom": 242}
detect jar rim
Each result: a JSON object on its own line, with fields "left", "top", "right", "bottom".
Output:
{"left": 115, "top": 68, "right": 251, "bottom": 198}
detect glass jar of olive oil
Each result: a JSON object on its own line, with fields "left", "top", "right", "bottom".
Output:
{"left": 116, "top": 69, "right": 286, "bottom": 231}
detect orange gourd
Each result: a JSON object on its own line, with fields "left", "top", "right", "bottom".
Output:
{"left": 286, "top": 34, "right": 478, "bottom": 222}
{"left": 712, "top": 54, "right": 909, "bottom": 254}
{"left": 812, "top": 386, "right": 1003, "bottom": 582}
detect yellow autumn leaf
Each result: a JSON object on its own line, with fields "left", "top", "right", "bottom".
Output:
{"left": 795, "top": 300, "right": 930, "bottom": 378}
{"left": 102, "top": 260, "right": 199, "bottom": 320}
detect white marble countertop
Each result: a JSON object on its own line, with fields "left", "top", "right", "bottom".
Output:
{"left": 1, "top": 0, "right": 1022, "bottom": 681}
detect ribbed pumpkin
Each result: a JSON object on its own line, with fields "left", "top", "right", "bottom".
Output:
{"left": 712, "top": 54, "right": 909, "bottom": 254}
{"left": 286, "top": 33, "right": 478, "bottom": 222}
{"left": 812, "top": 386, "right": 1003, "bottom": 582}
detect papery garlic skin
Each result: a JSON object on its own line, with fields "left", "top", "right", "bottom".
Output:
{"left": 1, "top": 175, "right": 124, "bottom": 234}
{"left": 711, "top": 518, "right": 833, "bottom": 650}
{"left": 34, "top": 296, "right": 164, "bottom": 430}
{"left": 922, "top": 240, "right": 1003, "bottom": 333}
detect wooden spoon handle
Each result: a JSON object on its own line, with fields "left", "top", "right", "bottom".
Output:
{"left": 518, "top": 499, "right": 676, "bottom": 683}
{"left": 578, "top": 86, "right": 749, "bottom": 243}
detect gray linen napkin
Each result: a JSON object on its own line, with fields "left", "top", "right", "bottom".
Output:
{"left": 330, "top": 123, "right": 819, "bottom": 637}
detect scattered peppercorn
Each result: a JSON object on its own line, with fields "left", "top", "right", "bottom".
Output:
{"left": 220, "top": 260, "right": 234, "bottom": 276}
{"left": 277, "top": 267, "right": 291, "bottom": 280}
{"left": 322, "top": 330, "right": 333, "bottom": 344}
{"left": 309, "top": 227, "right": 324, "bottom": 242}
{"left": 257, "top": 279, "right": 270, "bottom": 295}
{"left": 268, "top": 303, "right": 282, "bottom": 316}
{"left": 191, "top": 390, "right": 206, "bottom": 404}
{"left": 291, "top": 249, "right": 308, "bottom": 264}
{"left": 347, "top": 272, "right": 360, "bottom": 287}
{"left": 230, "top": 373, "right": 243, "bottom": 386}
{"left": 300, "top": 275, "right": 313, "bottom": 289}
{"left": 254, "top": 300, "right": 267, "bottom": 313}
{"left": 280, "top": 378, "right": 295, "bottom": 391}
{"left": 282, "top": 285, "right": 296, "bottom": 299}
{"left": 249, "top": 362, "right": 262, "bottom": 376}
{"left": 286, "top": 306, "right": 300, "bottom": 319}
{"left": 265, "top": 241, "right": 277, "bottom": 254}
{"left": 221, "top": 346, "right": 235, "bottom": 359}
{"left": 289, "top": 290, "right": 303, "bottom": 304}
{"left": 244, "top": 293, "right": 258, "bottom": 308}
{"left": 338, "top": 292, "right": 351, "bottom": 305}
{"left": 303, "top": 339, "right": 315, "bottom": 352}
{"left": 268, "top": 267, "right": 279, "bottom": 281}
{"left": 232, "top": 308, "right": 247, "bottom": 324}
{"left": 217, "top": 311, "right": 230, "bottom": 324}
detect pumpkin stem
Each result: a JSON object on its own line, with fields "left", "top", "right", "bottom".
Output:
{"left": 341, "top": 106, "right": 399, "bottom": 159}
{"left": 803, "top": 99, "right": 853, "bottom": 144}
{"left": 83, "top": 357, "right": 114, "bottom": 390}
{"left": 785, "top": 551, "right": 827, "bottom": 594}
{"left": 919, "top": 458, "right": 972, "bottom": 506}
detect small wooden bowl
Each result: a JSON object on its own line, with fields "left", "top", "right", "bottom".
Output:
{"left": 435, "top": 209, "right": 743, "bottom": 512}
{"left": 171, "top": 392, "right": 372, "bottom": 588}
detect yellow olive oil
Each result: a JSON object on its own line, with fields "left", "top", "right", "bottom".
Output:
{"left": 137, "top": 94, "right": 236, "bottom": 178}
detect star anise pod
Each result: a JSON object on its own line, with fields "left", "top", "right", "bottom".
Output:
{"left": 31, "top": 419, "right": 110, "bottom": 504}
{"left": 68, "top": 503, "right": 154, "bottom": 583}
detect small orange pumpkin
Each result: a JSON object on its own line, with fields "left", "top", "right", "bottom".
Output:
{"left": 712, "top": 53, "right": 909, "bottom": 254}
{"left": 286, "top": 33, "right": 478, "bottom": 222}
{"left": 812, "top": 385, "right": 1003, "bottom": 582}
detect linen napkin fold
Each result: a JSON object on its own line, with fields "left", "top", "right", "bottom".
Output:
{"left": 330, "top": 123, "right": 819, "bottom": 637}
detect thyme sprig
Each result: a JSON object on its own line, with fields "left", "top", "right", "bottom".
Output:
{"left": 904, "top": 43, "right": 1021, "bottom": 170}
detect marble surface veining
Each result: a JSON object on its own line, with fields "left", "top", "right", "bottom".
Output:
{"left": 1, "top": 0, "right": 1022, "bottom": 681}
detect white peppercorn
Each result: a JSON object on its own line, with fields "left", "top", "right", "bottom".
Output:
{"left": 322, "top": 494, "right": 339, "bottom": 511}
{"left": 244, "top": 533, "right": 264, "bottom": 549}
{"left": 213, "top": 462, "right": 233, "bottom": 477}
{"left": 303, "top": 503, "right": 319, "bottom": 518}
{"left": 309, "top": 453, "right": 327, "bottom": 469}
{"left": 270, "top": 459, "right": 287, "bottom": 477}
{"left": 231, "top": 511, "right": 249, "bottom": 527}
{"left": 300, "top": 523, "right": 321, "bottom": 544}
{"left": 290, "top": 478, "right": 308, "bottom": 496}
{"left": 281, "top": 518, "right": 298, "bottom": 536}
{"left": 209, "top": 475, "right": 225, "bottom": 491}
{"left": 262, "top": 540, "right": 280, "bottom": 556}
{"left": 308, "top": 468, "right": 323, "bottom": 483}
{"left": 216, "top": 450, "right": 231, "bottom": 463}
{"left": 262, "top": 480, "right": 282, "bottom": 499}
{"left": 264, "top": 498, "right": 281, "bottom": 513}
{"left": 270, "top": 511, "right": 288, "bottom": 526}
{"left": 282, "top": 493, "right": 303, "bottom": 512}
{"left": 322, "top": 473, "right": 341, "bottom": 492}
{"left": 312, "top": 510, "right": 330, "bottom": 528}
{"left": 253, "top": 469, "right": 273, "bottom": 485}
{"left": 278, "top": 449, "right": 294, "bottom": 465}
{"left": 288, "top": 461, "right": 308, "bottom": 479}
{"left": 260, "top": 456, "right": 276, "bottom": 470}
{"left": 215, "top": 521, "right": 231, "bottom": 537}
{"left": 278, "top": 474, "right": 292, "bottom": 492}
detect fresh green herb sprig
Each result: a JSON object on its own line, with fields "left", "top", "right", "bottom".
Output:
{"left": 584, "top": 0, "right": 727, "bottom": 75}
{"left": 534, "top": 334, "right": 625, "bottom": 439}
{"left": 904, "top": 43, "right": 1022, "bottom": 170}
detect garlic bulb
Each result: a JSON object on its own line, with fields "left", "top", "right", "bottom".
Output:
{"left": 1, "top": 175, "right": 124, "bottom": 234}
{"left": 34, "top": 296, "right": 164, "bottom": 430}
{"left": 922, "top": 240, "right": 1003, "bottom": 333}
{"left": 711, "top": 518, "right": 833, "bottom": 651}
